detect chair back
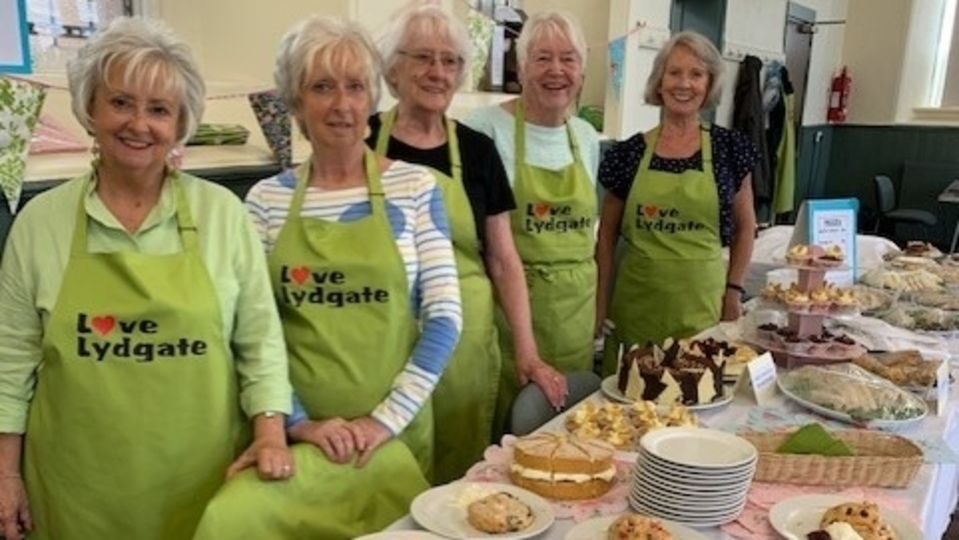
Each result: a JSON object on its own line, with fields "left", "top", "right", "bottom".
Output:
{"left": 509, "top": 371, "right": 602, "bottom": 436}
{"left": 874, "top": 174, "right": 897, "bottom": 213}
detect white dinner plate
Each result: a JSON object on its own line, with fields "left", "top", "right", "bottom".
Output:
{"left": 768, "top": 494, "right": 922, "bottom": 540}
{"left": 629, "top": 497, "right": 745, "bottom": 527}
{"left": 564, "top": 514, "right": 710, "bottom": 540}
{"left": 601, "top": 375, "right": 735, "bottom": 411}
{"left": 776, "top": 375, "right": 927, "bottom": 429}
{"left": 639, "top": 450, "right": 757, "bottom": 477}
{"left": 640, "top": 427, "right": 757, "bottom": 468}
{"left": 355, "top": 532, "right": 446, "bottom": 540}
{"left": 409, "top": 482, "right": 555, "bottom": 539}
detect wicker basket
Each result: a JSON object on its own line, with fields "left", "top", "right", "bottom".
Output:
{"left": 740, "top": 430, "right": 923, "bottom": 488}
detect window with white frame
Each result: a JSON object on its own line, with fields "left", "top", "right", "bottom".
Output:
{"left": 26, "top": 0, "right": 133, "bottom": 73}
{"left": 933, "top": 0, "right": 959, "bottom": 107}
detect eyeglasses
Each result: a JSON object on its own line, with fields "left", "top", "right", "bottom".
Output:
{"left": 398, "top": 50, "right": 463, "bottom": 72}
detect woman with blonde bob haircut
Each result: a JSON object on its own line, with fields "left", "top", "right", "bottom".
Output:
{"left": 194, "top": 15, "right": 459, "bottom": 540}
{"left": 596, "top": 30, "right": 758, "bottom": 374}
{"left": 0, "top": 16, "right": 294, "bottom": 540}
{"left": 643, "top": 30, "right": 725, "bottom": 109}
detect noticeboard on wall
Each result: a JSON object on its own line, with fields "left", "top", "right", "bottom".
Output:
{"left": 0, "top": 0, "right": 32, "bottom": 74}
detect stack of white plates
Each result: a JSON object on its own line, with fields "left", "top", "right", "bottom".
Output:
{"left": 629, "top": 427, "right": 757, "bottom": 527}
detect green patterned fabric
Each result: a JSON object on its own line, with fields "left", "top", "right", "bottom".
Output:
{"left": 466, "top": 9, "right": 495, "bottom": 91}
{"left": 0, "top": 78, "right": 46, "bottom": 213}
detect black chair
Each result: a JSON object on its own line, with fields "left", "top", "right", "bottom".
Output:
{"left": 873, "top": 174, "right": 937, "bottom": 239}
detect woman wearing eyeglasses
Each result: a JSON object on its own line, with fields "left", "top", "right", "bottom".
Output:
{"left": 464, "top": 11, "right": 600, "bottom": 436}
{"left": 369, "top": 4, "right": 565, "bottom": 483}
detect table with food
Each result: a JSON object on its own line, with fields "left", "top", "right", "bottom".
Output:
{"left": 375, "top": 241, "right": 958, "bottom": 540}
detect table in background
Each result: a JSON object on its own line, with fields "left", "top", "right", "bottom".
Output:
{"left": 388, "top": 389, "right": 959, "bottom": 540}
{"left": 939, "top": 179, "right": 959, "bottom": 254}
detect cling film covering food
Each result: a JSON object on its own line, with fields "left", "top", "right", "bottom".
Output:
{"left": 778, "top": 364, "right": 927, "bottom": 423}
{"left": 854, "top": 251, "right": 959, "bottom": 331}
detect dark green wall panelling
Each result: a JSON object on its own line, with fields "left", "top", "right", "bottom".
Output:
{"left": 797, "top": 123, "right": 959, "bottom": 249}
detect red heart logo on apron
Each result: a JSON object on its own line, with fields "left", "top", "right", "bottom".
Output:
{"left": 290, "top": 266, "right": 310, "bottom": 285}
{"left": 534, "top": 203, "right": 550, "bottom": 219}
{"left": 643, "top": 205, "right": 658, "bottom": 217}
{"left": 91, "top": 315, "right": 116, "bottom": 337}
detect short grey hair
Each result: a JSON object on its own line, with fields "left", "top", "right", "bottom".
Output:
{"left": 644, "top": 30, "right": 725, "bottom": 110}
{"left": 379, "top": 4, "right": 473, "bottom": 97}
{"left": 66, "top": 16, "right": 205, "bottom": 146}
{"left": 516, "top": 11, "right": 588, "bottom": 75}
{"left": 274, "top": 15, "right": 382, "bottom": 135}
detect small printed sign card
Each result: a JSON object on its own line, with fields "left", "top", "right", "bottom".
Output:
{"left": 789, "top": 198, "right": 859, "bottom": 286}
{"left": 932, "top": 361, "right": 950, "bottom": 416}
{"left": 734, "top": 352, "right": 778, "bottom": 405}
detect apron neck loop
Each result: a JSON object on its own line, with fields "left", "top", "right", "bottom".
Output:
{"left": 72, "top": 171, "right": 195, "bottom": 256}
{"left": 376, "top": 107, "right": 462, "bottom": 185}
{"left": 513, "top": 99, "right": 578, "bottom": 177}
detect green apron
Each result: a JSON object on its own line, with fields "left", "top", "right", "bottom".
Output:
{"left": 494, "top": 100, "right": 597, "bottom": 436}
{"left": 601, "top": 125, "right": 724, "bottom": 375}
{"left": 376, "top": 110, "right": 500, "bottom": 484}
{"left": 271, "top": 150, "right": 432, "bottom": 478}
{"left": 192, "top": 441, "right": 428, "bottom": 540}
{"left": 25, "top": 173, "right": 243, "bottom": 540}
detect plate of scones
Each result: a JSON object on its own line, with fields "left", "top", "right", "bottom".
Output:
{"left": 410, "top": 481, "right": 554, "bottom": 539}
{"left": 769, "top": 494, "right": 921, "bottom": 540}
{"left": 564, "top": 513, "right": 709, "bottom": 539}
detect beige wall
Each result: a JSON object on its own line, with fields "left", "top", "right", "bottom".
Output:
{"left": 841, "top": 0, "right": 910, "bottom": 124}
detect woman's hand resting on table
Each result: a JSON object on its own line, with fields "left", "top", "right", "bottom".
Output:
{"left": 0, "top": 476, "right": 32, "bottom": 540}
{"left": 518, "top": 358, "right": 568, "bottom": 410}
{"left": 721, "top": 290, "right": 743, "bottom": 321}
{"left": 288, "top": 416, "right": 392, "bottom": 467}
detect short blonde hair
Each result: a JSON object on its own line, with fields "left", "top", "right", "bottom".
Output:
{"left": 379, "top": 4, "right": 473, "bottom": 97}
{"left": 67, "top": 16, "right": 205, "bottom": 146}
{"left": 644, "top": 31, "right": 725, "bottom": 110}
{"left": 516, "top": 11, "right": 588, "bottom": 75}
{"left": 274, "top": 16, "right": 382, "bottom": 135}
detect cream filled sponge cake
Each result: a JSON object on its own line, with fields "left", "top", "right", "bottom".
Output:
{"left": 616, "top": 338, "right": 728, "bottom": 406}
{"left": 509, "top": 432, "right": 616, "bottom": 500}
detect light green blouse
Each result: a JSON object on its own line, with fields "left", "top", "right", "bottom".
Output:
{"left": 0, "top": 172, "right": 292, "bottom": 432}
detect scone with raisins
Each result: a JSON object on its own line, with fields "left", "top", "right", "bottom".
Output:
{"left": 466, "top": 492, "right": 534, "bottom": 534}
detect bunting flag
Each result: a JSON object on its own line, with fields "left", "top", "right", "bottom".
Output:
{"left": 247, "top": 90, "right": 292, "bottom": 170}
{"left": 608, "top": 36, "right": 626, "bottom": 99}
{"left": 0, "top": 78, "right": 47, "bottom": 214}
{"left": 466, "top": 8, "right": 496, "bottom": 91}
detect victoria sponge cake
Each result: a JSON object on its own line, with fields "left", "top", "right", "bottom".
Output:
{"left": 509, "top": 432, "right": 616, "bottom": 500}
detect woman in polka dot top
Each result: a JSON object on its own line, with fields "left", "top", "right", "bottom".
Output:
{"left": 595, "top": 30, "right": 758, "bottom": 375}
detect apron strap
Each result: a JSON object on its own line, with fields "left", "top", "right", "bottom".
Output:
{"left": 71, "top": 171, "right": 197, "bottom": 256}
{"left": 513, "top": 99, "right": 581, "bottom": 181}
{"left": 375, "top": 107, "right": 462, "bottom": 185}
{"left": 640, "top": 123, "right": 713, "bottom": 172}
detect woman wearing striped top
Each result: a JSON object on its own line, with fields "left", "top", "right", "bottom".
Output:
{"left": 195, "top": 16, "right": 460, "bottom": 539}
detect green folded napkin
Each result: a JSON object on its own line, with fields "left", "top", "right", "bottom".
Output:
{"left": 776, "top": 423, "right": 855, "bottom": 456}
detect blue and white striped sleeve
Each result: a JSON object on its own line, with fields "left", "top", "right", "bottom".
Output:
{"left": 370, "top": 169, "right": 462, "bottom": 435}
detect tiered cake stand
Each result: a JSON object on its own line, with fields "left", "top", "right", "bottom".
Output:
{"left": 750, "top": 264, "right": 866, "bottom": 368}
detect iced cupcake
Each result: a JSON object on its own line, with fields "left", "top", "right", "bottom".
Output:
{"left": 786, "top": 244, "right": 813, "bottom": 265}
{"left": 783, "top": 288, "right": 811, "bottom": 312}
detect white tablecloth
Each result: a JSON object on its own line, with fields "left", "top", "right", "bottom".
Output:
{"left": 388, "top": 389, "right": 959, "bottom": 540}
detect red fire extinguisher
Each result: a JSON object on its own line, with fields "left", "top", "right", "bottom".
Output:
{"left": 827, "top": 66, "right": 851, "bottom": 123}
